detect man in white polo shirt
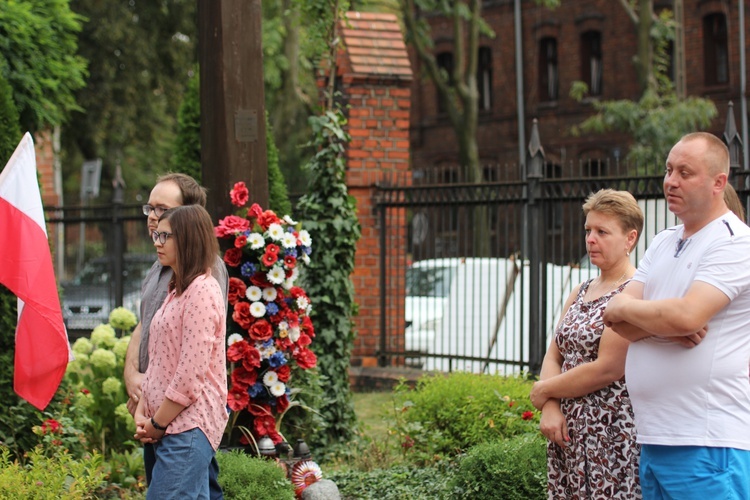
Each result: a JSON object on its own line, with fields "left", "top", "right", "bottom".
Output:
{"left": 602, "top": 132, "right": 750, "bottom": 499}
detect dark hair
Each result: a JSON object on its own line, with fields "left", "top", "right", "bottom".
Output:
{"left": 156, "top": 172, "right": 208, "bottom": 207}
{"left": 159, "top": 205, "right": 218, "bottom": 295}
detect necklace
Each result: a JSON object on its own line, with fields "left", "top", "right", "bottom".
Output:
{"left": 593, "top": 271, "right": 627, "bottom": 296}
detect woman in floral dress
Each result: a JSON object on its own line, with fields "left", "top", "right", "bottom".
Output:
{"left": 529, "top": 189, "right": 643, "bottom": 499}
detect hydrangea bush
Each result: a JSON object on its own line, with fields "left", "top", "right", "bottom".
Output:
{"left": 64, "top": 307, "right": 138, "bottom": 456}
{"left": 215, "top": 181, "right": 317, "bottom": 446}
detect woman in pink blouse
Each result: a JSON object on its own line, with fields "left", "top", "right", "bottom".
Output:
{"left": 134, "top": 204, "right": 228, "bottom": 499}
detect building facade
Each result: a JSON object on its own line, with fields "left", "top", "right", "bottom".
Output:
{"left": 409, "top": 0, "right": 745, "bottom": 176}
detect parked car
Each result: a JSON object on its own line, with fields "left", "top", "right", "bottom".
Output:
{"left": 404, "top": 257, "right": 597, "bottom": 373}
{"left": 61, "top": 254, "right": 155, "bottom": 334}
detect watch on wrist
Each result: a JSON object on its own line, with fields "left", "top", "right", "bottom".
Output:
{"left": 151, "top": 417, "right": 168, "bottom": 431}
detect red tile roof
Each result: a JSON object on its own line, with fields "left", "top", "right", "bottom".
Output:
{"left": 338, "top": 12, "right": 413, "bottom": 80}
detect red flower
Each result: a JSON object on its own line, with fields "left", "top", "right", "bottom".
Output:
{"left": 248, "top": 319, "right": 273, "bottom": 342}
{"left": 248, "top": 203, "right": 263, "bottom": 219}
{"left": 522, "top": 411, "right": 534, "bottom": 421}
{"left": 231, "top": 366, "right": 258, "bottom": 390}
{"left": 265, "top": 244, "right": 280, "bottom": 255}
{"left": 242, "top": 346, "right": 262, "bottom": 370}
{"left": 234, "top": 234, "right": 247, "bottom": 249}
{"left": 276, "top": 394, "right": 290, "bottom": 414}
{"left": 250, "top": 272, "right": 272, "bottom": 288}
{"left": 276, "top": 364, "right": 291, "bottom": 383}
{"left": 227, "top": 339, "right": 251, "bottom": 362}
{"left": 224, "top": 247, "right": 243, "bottom": 267}
{"left": 228, "top": 389, "right": 250, "bottom": 411}
{"left": 283, "top": 255, "right": 297, "bottom": 269}
{"left": 297, "top": 333, "right": 312, "bottom": 348}
{"left": 232, "top": 302, "right": 254, "bottom": 330}
{"left": 215, "top": 215, "right": 250, "bottom": 237}
{"left": 289, "top": 287, "right": 306, "bottom": 299}
{"left": 508, "top": 401, "right": 516, "bottom": 408}
{"left": 230, "top": 181, "right": 249, "bottom": 207}
{"left": 294, "top": 347, "right": 317, "bottom": 369}
{"left": 258, "top": 210, "right": 281, "bottom": 230}
{"left": 41, "top": 419, "right": 62, "bottom": 435}
{"left": 80, "top": 388, "right": 90, "bottom": 395}
{"left": 262, "top": 252, "right": 278, "bottom": 267}
{"left": 301, "top": 316, "right": 315, "bottom": 338}
{"left": 227, "top": 278, "right": 247, "bottom": 306}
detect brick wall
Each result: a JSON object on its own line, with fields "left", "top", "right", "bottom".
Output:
{"left": 320, "top": 12, "right": 414, "bottom": 367}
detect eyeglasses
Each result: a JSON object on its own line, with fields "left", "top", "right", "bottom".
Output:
{"left": 143, "top": 205, "right": 168, "bottom": 217}
{"left": 151, "top": 231, "right": 173, "bottom": 245}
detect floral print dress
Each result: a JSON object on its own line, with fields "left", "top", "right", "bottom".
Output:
{"left": 547, "top": 279, "right": 641, "bottom": 499}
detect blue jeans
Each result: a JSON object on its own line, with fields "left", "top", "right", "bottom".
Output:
{"left": 144, "top": 428, "right": 223, "bottom": 500}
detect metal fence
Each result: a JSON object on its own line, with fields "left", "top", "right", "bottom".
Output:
{"left": 375, "top": 153, "right": 750, "bottom": 376}
{"left": 44, "top": 203, "right": 152, "bottom": 337}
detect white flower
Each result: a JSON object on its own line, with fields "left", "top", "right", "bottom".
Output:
{"left": 280, "top": 232, "right": 297, "bottom": 249}
{"left": 283, "top": 215, "right": 297, "bottom": 225}
{"left": 263, "top": 370, "right": 279, "bottom": 386}
{"left": 296, "top": 296, "right": 309, "bottom": 311}
{"left": 246, "top": 286, "right": 262, "bottom": 301}
{"left": 248, "top": 233, "right": 265, "bottom": 249}
{"left": 289, "top": 326, "right": 301, "bottom": 343}
{"left": 300, "top": 253, "right": 310, "bottom": 265}
{"left": 262, "top": 287, "right": 277, "bottom": 302}
{"left": 227, "top": 333, "right": 244, "bottom": 346}
{"left": 257, "top": 342, "right": 276, "bottom": 359}
{"left": 267, "top": 266, "right": 285, "bottom": 285}
{"left": 283, "top": 277, "right": 295, "bottom": 290}
{"left": 298, "top": 230, "right": 312, "bottom": 247}
{"left": 250, "top": 301, "right": 267, "bottom": 318}
{"left": 270, "top": 381, "right": 286, "bottom": 397}
{"left": 267, "top": 223, "right": 284, "bottom": 241}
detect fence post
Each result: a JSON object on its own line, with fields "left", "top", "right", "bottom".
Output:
{"left": 526, "top": 119, "right": 545, "bottom": 375}
{"left": 724, "top": 101, "right": 743, "bottom": 170}
{"left": 112, "top": 164, "right": 126, "bottom": 313}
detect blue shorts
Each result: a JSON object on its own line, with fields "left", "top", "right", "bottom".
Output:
{"left": 640, "top": 444, "right": 750, "bottom": 500}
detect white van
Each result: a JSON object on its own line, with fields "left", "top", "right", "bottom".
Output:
{"left": 404, "top": 257, "right": 597, "bottom": 373}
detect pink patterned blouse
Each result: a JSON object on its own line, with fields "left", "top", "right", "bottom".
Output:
{"left": 142, "top": 273, "right": 228, "bottom": 450}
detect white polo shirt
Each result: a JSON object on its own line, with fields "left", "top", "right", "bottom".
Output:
{"left": 626, "top": 211, "right": 750, "bottom": 451}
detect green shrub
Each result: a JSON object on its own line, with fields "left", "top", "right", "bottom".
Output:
{"left": 64, "top": 316, "right": 138, "bottom": 457}
{"left": 450, "top": 433, "right": 547, "bottom": 500}
{"left": 392, "top": 372, "right": 539, "bottom": 458}
{"left": 216, "top": 450, "right": 295, "bottom": 500}
{"left": 329, "top": 460, "right": 460, "bottom": 500}
{"left": 0, "top": 446, "right": 107, "bottom": 499}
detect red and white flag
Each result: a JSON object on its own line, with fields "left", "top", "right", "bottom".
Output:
{"left": 0, "top": 132, "right": 70, "bottom": 410}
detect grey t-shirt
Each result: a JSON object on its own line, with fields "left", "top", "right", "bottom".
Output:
{"left": 137, "top": 255, "right": 229, "bottom": 373}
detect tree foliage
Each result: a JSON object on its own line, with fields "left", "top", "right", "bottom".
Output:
{"left": 571, "top": 6, "right": 717, "bottom": 169}
{"left": 0, "top": 0, "right": 87, "bottom": 133}
{"left": 61, "top": 0, "right": 197, "bottom": 203}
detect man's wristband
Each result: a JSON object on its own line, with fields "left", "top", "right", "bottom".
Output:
{"left": 151, "top": 417, "right": 168, "bottom": 431}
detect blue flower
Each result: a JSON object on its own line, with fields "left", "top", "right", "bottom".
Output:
{"left": 269, "top": 352, "right": 287, "bottom": 368}
{"left": 285, "top": 248, "right": 298, "bottom": 258}
{"left": 266, "top": 302, "right": 279, "bottom": 315}
{"left": 248, "top": 382, "right": 265, "bottom": 398}
{"left": 303, "top": 246, "right": 312, "bottom": 255}
{"left": 241, "top": 261, "right": 256, "bottom": 277}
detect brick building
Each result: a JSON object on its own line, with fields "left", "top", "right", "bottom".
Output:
{"left": 409, "top": 0, "right": 746, "bottom": 176}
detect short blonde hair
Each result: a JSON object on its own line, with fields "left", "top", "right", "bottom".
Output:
{"left": 582, "top": 189, "right": 644, "bottom": 249}
{"left": 724, "top": 183, "right": 746, "bottom": 221}
{"left": 679, "top": 132, "right": 730, "bottom": 175}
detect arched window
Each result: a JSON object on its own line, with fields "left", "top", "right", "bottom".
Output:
{"left": 539, "top": 37, "right": 558, "bottom": 101}
{"left": 581, "top": 31, "right": 602, "bottom": 95}
{"left": 477, "top": 47, "right": 493, "bottom": 111}
{"left": 703, "top": 13, "right": 728, "bottom": 85}
{"left": 436, "top": 51, "right": 454, "bottom": 113}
